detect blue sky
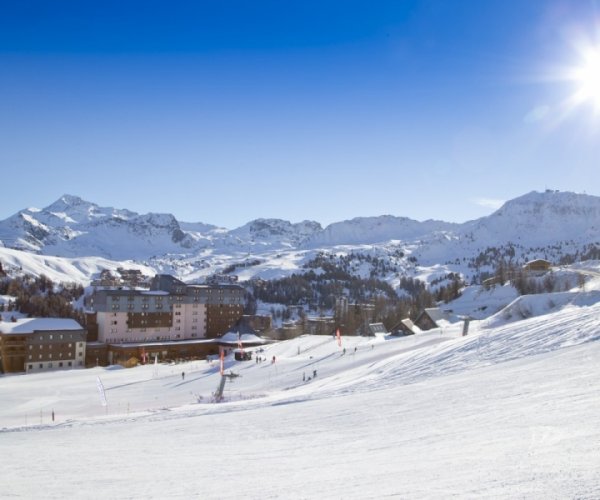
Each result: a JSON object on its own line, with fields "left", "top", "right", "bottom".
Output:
{"left": 1, "top": 1, "right": 599, "bottom": 228}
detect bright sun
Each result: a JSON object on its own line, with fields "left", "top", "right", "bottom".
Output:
{"left": 573, "top": 49, "right": 600, "bottom": 109}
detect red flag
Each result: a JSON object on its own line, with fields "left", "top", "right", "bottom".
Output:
{"left": 336, "top": 328, "right": 342, "bottom": 347}
{"left": 219, "top": 347, "right": 224, "bottom": 376}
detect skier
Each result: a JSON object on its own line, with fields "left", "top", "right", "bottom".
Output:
{"left": 181, "top": 371, "right": 185, "bottom": 380}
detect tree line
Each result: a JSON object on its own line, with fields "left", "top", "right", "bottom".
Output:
{"left": 0, "top": 273, "right": 85, "bottom": 323}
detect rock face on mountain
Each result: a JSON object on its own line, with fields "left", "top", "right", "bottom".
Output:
{"left": 0, "top": 191, "right": 599, "bottom": 277}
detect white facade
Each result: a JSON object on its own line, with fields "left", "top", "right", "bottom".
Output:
{"left": 97, "top": 302, "right": 208, "bottom": 344}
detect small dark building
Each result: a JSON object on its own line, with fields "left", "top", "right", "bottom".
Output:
{"left": 391, "top": 318, "right": 416, "bottom": 336}
{"left": 414, "top": 308, "right": 451, "bottom": 331}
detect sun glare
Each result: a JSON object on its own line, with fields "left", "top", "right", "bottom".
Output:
{"left": 572, "top": 48, "right": 600, "bottom": 109}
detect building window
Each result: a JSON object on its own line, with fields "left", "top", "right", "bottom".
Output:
{"left": 59, "top": 362, "right": 63, "bottom": 367}
{"left": 28, "top": 364, "right": 33, "bottom": 370}
{"left": 39, "top": 364, "right": 43, "bottom": 369}
{"left": 68, "top": 361, "right": 72, "bottom": 366}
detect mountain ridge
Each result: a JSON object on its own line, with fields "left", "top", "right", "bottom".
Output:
{"left": 1, "top": 190, "right": 599, "bottom": 286}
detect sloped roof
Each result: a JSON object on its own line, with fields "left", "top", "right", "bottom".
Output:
{"left": 219, "top": 318, "right": 268, "bottom": 345}
{"left": 368, "top": 323, "right": 388, "bottom": 335}
{"left": 423, "top": 307, "right": 450, "bottom": 323}
{"left": 0, "top": 317, "right": 84, "bottom": 335}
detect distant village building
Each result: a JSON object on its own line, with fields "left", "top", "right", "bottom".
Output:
{"left": 0, "top": 318, "right": 86, "bottom": 374}
{"left": 523, "top": 259, "right": 552, "bottom": 274}
{"left": 305, "top": 316, "right": 336, "bottom": 336}
{"left": 91, "top": 268, "right": 151, "bottom": 288}
{"left": 242, "top": 314, "right": 272, "bottom": 334}
{"left": 205, "top": 274, "right": 239, "bottom": 285}
{"left": 366, "top": 323, "right": 388, "bottom": 336}
{"left": 414, "top": 307, "right": 452, "bottom": 331}
{"left": 391, "top": 318, "right": 416, "bottom": 336}
{"left": 335, "top": 296, "right": 376, "bottom": 336}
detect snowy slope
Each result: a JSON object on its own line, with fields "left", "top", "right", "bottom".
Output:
{"left": 1, "top": 282, "right": 600, "bottom": 498}
{"left": 0, "top": 246, "right": 155, "bottom": 285}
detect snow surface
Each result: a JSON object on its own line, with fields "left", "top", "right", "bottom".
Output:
{"left": 1, "top": 284, "right": 600, "bottom": 498}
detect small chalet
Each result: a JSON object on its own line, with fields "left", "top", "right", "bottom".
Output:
{"left": 414, "top": 308, "right": 452, "bottom": 331}
{"left": 523, "top": 259, "right": 552, "bottom": 273}
{"left": 366, "top": 323, "right": 388, "bottom": 336}
{"left": 391, "top": 318, "right": 416, "bottom": 336}
{"left": 218, "top": 318, "right": 270, "bottom": 351}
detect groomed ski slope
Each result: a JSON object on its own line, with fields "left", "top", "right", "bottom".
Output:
{"left": 1, "top": 287, "right": 599, "bottom": 498}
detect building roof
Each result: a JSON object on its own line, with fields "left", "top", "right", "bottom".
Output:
{"left": 219, "top": 317, "right": 268, "bottom": 344}
{"left": 368, "top": 323, "right": 388, "bottom": 335}
{"left": 422, "top": 308, "right": 450, "bottom": 323}
{"left": 392, "top": 318, "right": 416, "bottom": 333}
{"left": 523, "top": 259, "right": 552, "bottom": 268}
{"left": 110, "top": 339, "right": 217, "bottom": 348}
{"left": 219, "top": 332, "right": 268, "bottom": 345}
{"left": 0, "top": 317, "right": 84, "bottom": 335}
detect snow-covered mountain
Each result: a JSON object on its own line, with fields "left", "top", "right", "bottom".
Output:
{"left": 459, "top": 190, "right": 600, "bottom": 247}
{"left": 0, "top": 190, "right": 599, "bottom": 285}
{"left": 0, "top": 195, "right": 199, "bottom": 260}
{"left": 306, "top": 215, "right": 457, "bottom": 246}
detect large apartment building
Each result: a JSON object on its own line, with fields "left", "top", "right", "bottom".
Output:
{"left": 88, "top": 274, "right": 245, "bottom": 346}
{"left": 0, "top": 317, "right": 87, "bottom": 374}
